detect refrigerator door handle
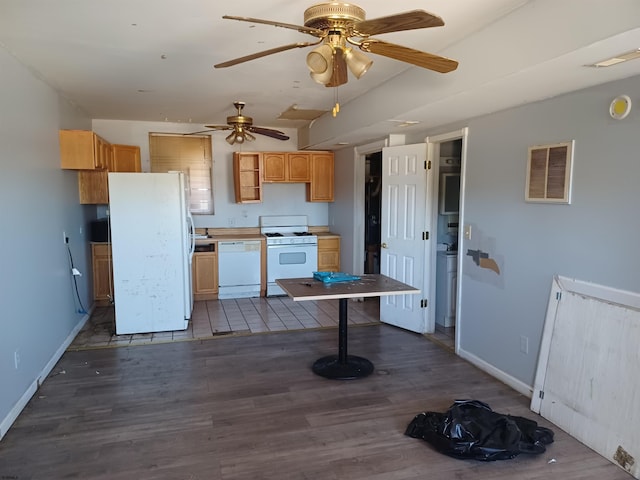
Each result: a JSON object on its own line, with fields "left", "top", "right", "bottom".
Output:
{"left": 186, "top": 211, "right": 195, "bottom": 260}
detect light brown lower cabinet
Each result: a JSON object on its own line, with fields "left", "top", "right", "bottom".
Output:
{"left": 91, "top": 243, "right": 113, "bottom": 306}
{"left": 192, "top": 248, "right": 218, "bottom": 301}
{"left": 317, "top": 236, "right": 340, "bottom": 272}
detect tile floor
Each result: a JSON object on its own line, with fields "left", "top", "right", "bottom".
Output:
{"left": 69, "top": 296, "right": 381, "bottom": 350}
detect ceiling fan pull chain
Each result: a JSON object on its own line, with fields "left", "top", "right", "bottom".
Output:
{"left": 332, "top": 87, "right": 340, "bottom": 117}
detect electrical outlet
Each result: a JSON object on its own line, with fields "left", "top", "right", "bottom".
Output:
{"left": 228, "top": 217, "right": 236, "bottom": 227}
{"left": 519, "top": 335, "right": 529, "bottom": 354}
{"left": 14, "top": 350, "right": 20, "bottom": 369}
{"left": 63, "top": 231, "right": 68, "bottom": 244}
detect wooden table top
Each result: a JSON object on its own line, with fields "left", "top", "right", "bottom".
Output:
{"left": 276, "top": 274, "right": 420, "bottom": 301}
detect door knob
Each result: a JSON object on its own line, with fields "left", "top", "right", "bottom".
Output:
{"left": 381, "top": 243, "right": 388, "bottom": 249}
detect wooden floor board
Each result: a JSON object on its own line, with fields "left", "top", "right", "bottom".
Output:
{"left": 0, "top": 324, "right": 632, "bottom": 479}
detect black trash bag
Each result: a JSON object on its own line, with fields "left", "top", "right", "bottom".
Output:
{"left": 405, "top": 399, "right": 554, "bottom": 461}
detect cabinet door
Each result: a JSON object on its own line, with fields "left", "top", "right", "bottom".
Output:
{"left": 262, "top": 152, "right": 286, "bottom": 182}
{"left": 59, "top": 130, "right": 97, "bottom": 169}
{"left": 92, "top": 243, "right": 113, "bottom": 305}
{"left": 287, "top": 152, "right": 311, "bottom": 182}
{"left": 78, "top": 170, "right": 109, "bottom": 204}
{"left": 111, "top": 145, "right": 141, "bottom": 172}
{"left": 317, "top": 237, "right": 340, "bottom": 272}
{"left": 94, "top": 135, "right": 111, "bottom": 170}
{"left": 307, "top": 152, "right": 334, "bottom": 202}
{"left": 192, "top": 251, "right": 218, "bottom": 300}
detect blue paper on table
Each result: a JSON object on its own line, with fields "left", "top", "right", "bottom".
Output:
{"left": 313, "top": 271, "right": 361, "bottom": 283}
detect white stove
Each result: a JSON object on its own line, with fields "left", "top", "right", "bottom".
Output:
{"left": 260, "top": 215, "right": 318, "bottom": 296}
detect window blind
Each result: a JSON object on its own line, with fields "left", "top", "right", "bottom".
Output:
{"left": 149, "top": 134, "right": 214, "bottom": 214}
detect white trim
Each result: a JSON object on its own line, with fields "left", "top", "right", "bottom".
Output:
{"left": 425, "top": 128, "right": 469, "bottom": 351}
{"left": 556, "top": 274, "right": 640, "bottom": 309}
{"left": 353, "top": 140, "right": 387, "bottom": 276}
{"left": 0, "top": 310, "right": 91, "bottom": 441}
{"left": 458, "top": 347, "right": 533, "bottom": 398}
{"left": 530, "top": 276, "right": 562, "bottom": 413}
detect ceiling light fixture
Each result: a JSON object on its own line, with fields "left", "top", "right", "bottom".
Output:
{"left": 306, "top": 31, "right": 373, "bottom": 117}
{"left": 305, "top": 32, "right": 373, "bottom": 86}
{"left": 609, "top": 95, "right": 632, "bottom": 120}
{"left": 586, "top": 48, "right": 640, "bottom": 67}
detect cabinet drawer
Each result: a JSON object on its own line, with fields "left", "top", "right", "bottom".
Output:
{"left": 318, "top": 237, "right": 340, "bottom": 251}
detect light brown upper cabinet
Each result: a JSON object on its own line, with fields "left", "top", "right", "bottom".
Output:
{"left": 78, "top": 170, "right": 109, "bottom": 204}
{"left": 233, "top": 150, "right": 334, "bottom": 203}
{"left": 59, "top": 130, "right": 111, "bottom": 170}
{"left": 307, "top": 152, "right": 334, "bottom": 202}
{"left": 111, "top": 144, "right": 141, "bottom": 172}
{"left": 263, "top": 152, "right": 311, "bottom": 183}
{"left": 233, "top": 152, "right": 263, "bottom": 203}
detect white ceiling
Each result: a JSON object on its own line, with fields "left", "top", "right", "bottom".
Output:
{"left": 1, "top": 0, "right": 640, "bottom": 149}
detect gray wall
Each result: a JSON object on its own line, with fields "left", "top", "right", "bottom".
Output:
{"left": 0, "top": 48, "right": 93, "bottom": 437}
{"left": 416, "top": 74, "right": 640, "bottom": 386}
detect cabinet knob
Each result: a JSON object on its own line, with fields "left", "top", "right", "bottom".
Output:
{"left": 381, "top": 243, "right": 388, "bottom": 249}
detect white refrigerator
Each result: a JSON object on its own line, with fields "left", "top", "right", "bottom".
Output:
{"left": 108, "top": 172, "right": 195, "bottom": 334}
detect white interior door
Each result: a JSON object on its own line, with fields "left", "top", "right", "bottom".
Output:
{"left": 380, "top": 143, "right": 430, "bottom": 333}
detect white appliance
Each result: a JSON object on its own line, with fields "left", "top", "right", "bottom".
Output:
{"left": 435, "top": 251, "right": 457, "bottom": 327}
{"left": 260, "top": 215, "right": 318, "bottom": 296}
{"left": 217, "top": 240, "right": 261, "bottom": 299}
{"left": 108, "top": 172, "right": 195, "bottom": 334}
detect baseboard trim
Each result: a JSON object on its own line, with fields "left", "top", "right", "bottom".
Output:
{"left": 0, "top": 309, "right": 92, "bottom": 441}
{"left": 457, "top": 347, "right": 533, "bottom": 398}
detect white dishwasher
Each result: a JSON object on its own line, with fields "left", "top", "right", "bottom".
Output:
{"left": 217, "top": 240, "right": 261, "bottom": 299}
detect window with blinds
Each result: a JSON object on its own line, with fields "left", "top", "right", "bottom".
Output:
{"left": 149, "top": 134, "right": 214, "bottom": 214}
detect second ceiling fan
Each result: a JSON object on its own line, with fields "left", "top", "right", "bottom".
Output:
{"left": 214, "top": 2, "right": 459, "bottom": 87}
{"left": 189, "top": 101, "right": 289, "bottom": 145}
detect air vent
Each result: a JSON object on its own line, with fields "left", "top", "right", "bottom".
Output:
{"left": 525, "top": 140, "right": 574, "bottom": 204}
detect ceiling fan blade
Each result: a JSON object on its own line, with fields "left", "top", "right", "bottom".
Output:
{"left": 203, "top": 125, "right": 233, "bottom": 130}
{"left": 353, "top": 10, "right": 444, "bottom": 36}
{"left": 222, "top": 15, "right": 324, "bottom": 37}
{"left": 214, "top": 41, "right": 319, "bottom": 68}
{"left": 326, "top": 48, "right": 348, "bottom": 88}
{"left": 182, "top": 125, "right": 231, "bottom": 136}
{"left": 248, "top": 126, "right": 290, "bottom": 141}
{"left": 362, "top": 39, "right": 458, "bottom": 73}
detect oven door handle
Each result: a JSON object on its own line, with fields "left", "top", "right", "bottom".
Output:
{"left": 266, "top": 243, "right": 317, "bottom": 249}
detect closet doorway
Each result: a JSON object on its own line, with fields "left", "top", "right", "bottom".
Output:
{"left": 364, "top": 151, "right": 382, "bottom": 274}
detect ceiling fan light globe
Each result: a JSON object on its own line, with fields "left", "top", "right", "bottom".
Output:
{"left": 310, "top": 69, "right": 333, "bottom": 85}
{"left": 306, "top": 44, "right": 334, "bottom": 74}
{"left": 225, "top": 132, "right": 236, "bottom": 145}
{"left": 345, "top": 48, "right": 372, "bottom": 79}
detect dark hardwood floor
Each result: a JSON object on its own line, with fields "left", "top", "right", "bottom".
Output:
{"left": 0, "top": 324, "right": 631, "bottom": 479}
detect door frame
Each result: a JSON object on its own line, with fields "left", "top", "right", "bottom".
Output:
{"left": 425, "top": 128, "right": 468, "bottom": 352}
{"left": 353, "top": 140, "right": 387, "bottom": 275}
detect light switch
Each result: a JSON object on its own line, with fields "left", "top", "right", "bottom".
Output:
{"left": 464, "top": 224, "right": 472, "bottom": 239}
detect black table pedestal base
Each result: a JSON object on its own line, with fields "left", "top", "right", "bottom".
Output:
{"left": 312, "top": 354, "right": 374, "bottom": 380}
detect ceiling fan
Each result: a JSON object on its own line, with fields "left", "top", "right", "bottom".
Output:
{"left": 214, "top": 2, "right": 459, "bottom": 88}
{"left": 188, "top": 101, "right": 290, "bottom": 145}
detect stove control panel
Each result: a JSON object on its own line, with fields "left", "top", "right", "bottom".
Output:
{"left": 265, "top": 235, "right": 318, "bottom": 245}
